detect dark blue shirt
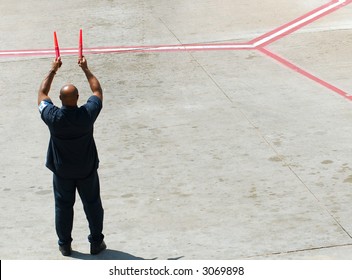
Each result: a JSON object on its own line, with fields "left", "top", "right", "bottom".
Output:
{"left": 39, "top": 95, "right": 102, "bottom": 179}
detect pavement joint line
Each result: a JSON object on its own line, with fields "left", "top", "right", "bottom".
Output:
{"left": 249, "top": 242, "right": 352, "bottom": 258}
{"left": 159, "top": 15, "right": 238, "bottom": 104}
{"left": 191, "top": 57, "right": 234, "bottom": 104}
{"left": 244, "top": 120, "right": 340, "bottom": 229}
{"left": 219, "top": 82, "right": 352, "bottom": 241}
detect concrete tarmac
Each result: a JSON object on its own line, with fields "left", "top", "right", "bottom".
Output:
{"left": 1, "top": 0, "right": 352, "bottom": 260}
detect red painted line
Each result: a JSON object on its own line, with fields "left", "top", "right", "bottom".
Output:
{"left": 258, "top": 47, "right": 352, "bottom": 100}
{"left": 0, "top": 42, "right": 253, "bottom": 58}
{"left": 250, "top": 0, "right": 352, "bottom": 48}
{"left": 86, "top": 42, "right": 253, "bottom": 54}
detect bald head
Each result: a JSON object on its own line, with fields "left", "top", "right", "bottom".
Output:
{"left": 60, "top": 84, "right": 79, "bottom": 106}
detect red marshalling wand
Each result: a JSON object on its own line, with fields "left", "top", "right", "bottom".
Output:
{"left": 79, "top": 29, "right": 83, "bottom": 59}
{"left": 53, "top": 31, "right": 60, "bottom": 59}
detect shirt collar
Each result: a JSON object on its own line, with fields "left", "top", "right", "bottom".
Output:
{"left": 61, "top": 105, "right": 78, "bottom": 110}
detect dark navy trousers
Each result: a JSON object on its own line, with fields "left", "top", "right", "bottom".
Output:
{"left": 53, "top": 170, "right": 104, "bottom": 246}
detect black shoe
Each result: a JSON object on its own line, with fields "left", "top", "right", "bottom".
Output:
{"left": 59, "top": 244, "right": 72, "bottom": 256}
{"left": 90, "top": 240, "right": 107, "bottom": 255}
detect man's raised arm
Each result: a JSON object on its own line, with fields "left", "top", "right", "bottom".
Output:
{"left": 38, "top": 58, "right": 62, "bottom": 105}
{"left": 78, "top": 57, "right": 103, "bottom": 101}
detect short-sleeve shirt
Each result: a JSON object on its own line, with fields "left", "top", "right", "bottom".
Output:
{"left": 39, "top": 95, "right": 102, "bottom": 179}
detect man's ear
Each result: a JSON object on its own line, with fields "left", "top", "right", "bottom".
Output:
{"left": 59, "top": 95, "right": 62, "bottom": 100}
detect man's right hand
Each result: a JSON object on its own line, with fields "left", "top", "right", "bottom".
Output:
{"left": 78, "top": 56, "right": 88, "bottom": 71}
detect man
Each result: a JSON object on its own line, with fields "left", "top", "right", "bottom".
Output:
{"left": 38, "top": 56, "right": 106, "bottom": 256}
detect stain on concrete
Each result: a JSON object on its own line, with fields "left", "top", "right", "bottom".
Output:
{"left": 121, "top": 193, "right": 134, "bottom": 198}
{"left": 273, "top": 140, "right": 282, "bottom": 147}
{"left": 269, "top": 156, "right": 283, "bottom": 162}
{"left": 35, "top": 190, "right": 51, "bottom": 195}
{"left": 343, "top": 175, "right": 352, "bottom": 184}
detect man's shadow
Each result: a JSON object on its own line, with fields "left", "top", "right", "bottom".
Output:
{"left": 70, "top": 249, "right": 184, "bottom": 260}
{"left": 70, "top": 249, "right": 148, "bottom": 260}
